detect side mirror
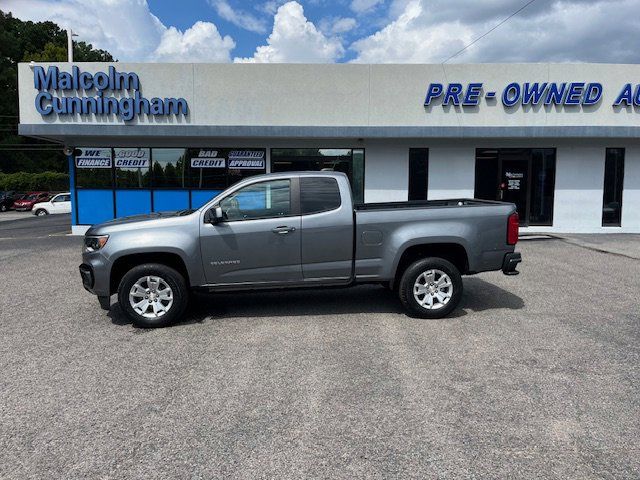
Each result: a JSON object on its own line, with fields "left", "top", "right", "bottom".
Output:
{"left": 205, "top": 205, "right": 224, "bottom": 224}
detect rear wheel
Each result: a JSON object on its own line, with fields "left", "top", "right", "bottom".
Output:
{"left": 35, "top": 209, "right": 48, "bottom": 216}
{"left": 398, "top": 257, "right": 463, "bottom": 318}
{"left": 0, "top": 204, "right": 6, "bottom": 212}
{"left": 117, "top": 263, "right": 188, "bottom": 328}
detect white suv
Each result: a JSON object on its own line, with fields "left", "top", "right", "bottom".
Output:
{"left": 32, "top": 192, "right": 72, "bottom": 216}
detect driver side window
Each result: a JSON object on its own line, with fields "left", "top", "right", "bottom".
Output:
{"left": 220, "top": 179, "right": 291, "bottom": 221}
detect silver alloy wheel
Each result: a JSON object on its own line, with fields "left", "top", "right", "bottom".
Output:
{"left": 129, "top": 275, "right": 174, "bottom": 318}
{"left": 37, "top": 209, "right": 47, "bottom": 216}
{"left": 413, "top": 269, "right": 453, "bottom": 310}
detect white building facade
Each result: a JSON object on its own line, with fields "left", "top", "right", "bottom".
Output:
{"left": 17, "top": 62, "right": 640, "bottom": 234}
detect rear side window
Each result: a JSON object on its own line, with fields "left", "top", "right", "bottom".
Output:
{"left": 300, "top": 177, "right": 341, "bottom": 214}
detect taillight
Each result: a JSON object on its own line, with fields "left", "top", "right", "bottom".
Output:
{"left": 507, "top": 212, "right": 519, "bottom": 245}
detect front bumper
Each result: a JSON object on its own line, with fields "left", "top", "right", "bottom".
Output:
{"left": 79, "top": 251, "right": 111, "bottom": 296}
{"left": 14, "top": 206, "right": 31, "bottom": 211}
{"left": 502, "top": 252, "right": 522, "bottom": 276}
{"left": 79, "top": 263, "right": 94, "bottom": 291}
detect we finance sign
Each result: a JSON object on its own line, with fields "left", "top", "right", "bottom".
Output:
{"left": 75, "top": 148, "right": 112, "bottom": 168}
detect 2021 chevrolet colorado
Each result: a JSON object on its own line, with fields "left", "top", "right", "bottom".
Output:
{"left": 80, "top": 171, "right": 521, "bottom": 327}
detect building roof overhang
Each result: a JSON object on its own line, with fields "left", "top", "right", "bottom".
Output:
{"left": 19, "top": 124, "right": 640, "bottom": 146}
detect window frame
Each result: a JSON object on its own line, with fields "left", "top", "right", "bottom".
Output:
{"left": 300, "top": 176, "right": 342, "bottom": 215}
{"left": 216, "top": 177, "right": 301, "bottom": 222}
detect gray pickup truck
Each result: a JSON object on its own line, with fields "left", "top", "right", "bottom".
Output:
{"left": 80, "top": 171, "right": 521, "bottom": 327}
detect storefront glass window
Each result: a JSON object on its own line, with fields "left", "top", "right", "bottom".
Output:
{"left": 351, "top": 149, "right": 365, "bottom": 204}
{"left": 152, "top": 148, "right": 188, "bottom": 188}
{"left": 75, "top": 147, "right": 113, "bottom": 189}
{"left": 529, "top": 149, "right": 556, "bottom": 225}
{"left": 114, "top": 148, "right": 151, "bottom": 188}
{"left": 271, "top": 148, "right": 365, "bottom": 203}
{"left": 188, "top": 148, "right": 267, "bottom": 189}
{"left": 408, "top": 149, "right": 429, "bottom": 201}
{"left": 188, "top": 148, "right": 227, "bottom": 190}
{"left": 602, "top": 148, "right": 625, "bottom": 227}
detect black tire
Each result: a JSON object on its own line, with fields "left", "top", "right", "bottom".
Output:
{"left": 398, "top": 257, "right": 463, "bottom": 319}
{"left": 0, "top": 204, "right": 6, "bottom": 212}
{"left": 117, "top": 263, "right": 189, "bottom": 328}
{"left": 35, "top": 209, "right": 48, "bottom": 216}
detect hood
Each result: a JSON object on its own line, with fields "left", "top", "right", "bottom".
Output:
{"left": 85, "top": 210, "right": 195, "bottom": 235}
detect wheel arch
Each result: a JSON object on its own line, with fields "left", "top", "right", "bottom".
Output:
{"left": 391, "top": 242, "right": 469, "bottom": 290}
{"left": 109, "top": 252, "right": 190, "bottom": 295}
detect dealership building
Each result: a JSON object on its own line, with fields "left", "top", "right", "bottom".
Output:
{"left": 17, "top": 62, "right": 640, "bottom": 234}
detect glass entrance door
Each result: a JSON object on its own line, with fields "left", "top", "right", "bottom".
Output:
{"left": 499, "top": 155, "right": 530, "bottom": 225}
{"left": 475, "top": 148, "right": 556, "bottom": 227}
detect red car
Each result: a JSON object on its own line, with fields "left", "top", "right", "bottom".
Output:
{"left": 13, "top": 192, "right": 50, "bottom": 211}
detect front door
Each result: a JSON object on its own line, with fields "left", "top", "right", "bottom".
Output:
{"left": 499, "top": 157, "right": 530, "bottom": 226}
{"left": 51, "top": 194, "right": 72, "bottom": 213}
{"left": 199, "top": 178, "right": 303, "bottom": 286}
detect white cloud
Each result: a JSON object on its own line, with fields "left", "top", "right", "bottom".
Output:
{"left": 7, "top": 0, "right": 637, "bottom": 66}
{"left": 4, "top": 0, "right": 236, "bottom": 62}
{"left": 210, "top": 0, "right": 268, "bottom": 34}
{"left": 350, "top": 0, "right": 384, "bottom": 14}
{"left": 235, "top": 1, "right": 344, "bottom": 63}
{"left": 319, "top": 16, "right": 358, "bottom": 35}
{"left": 257, "top": 0, "right": 289, "bottom": 15}
{"left": 352, "top": 0, "right": 640, "bottom": 64}
{"left": 152, "top": 21, "right": 235, "bottom": 62}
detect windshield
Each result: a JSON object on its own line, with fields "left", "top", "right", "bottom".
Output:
{"left": 26, "top": 194, "right": 38, "bottom": 200}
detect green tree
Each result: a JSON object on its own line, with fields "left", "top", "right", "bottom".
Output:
{"left": 23, "top": 42, "right": 67, "bottom": 62}
{"left": 0, "top": 10, "right": 115, "bottom": 174}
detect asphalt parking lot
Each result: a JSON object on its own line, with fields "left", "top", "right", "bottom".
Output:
{"left": 0, "top": 216, "right": 638, "bottom": 479}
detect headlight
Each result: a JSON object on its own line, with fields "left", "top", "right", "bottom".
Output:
{"left": 84, "top": 235, "right": 109, "bottom": 252}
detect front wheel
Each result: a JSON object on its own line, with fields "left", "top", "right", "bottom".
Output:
{"left": 35, "top": 209, "right": 48, "bottom": 216}
{"left": 117, "top": 264, "right": 189, "bottom": 328}
{"left": 398, "top": 257, "right": 463, "bottom": 319}
{"left": 0, "top": 204, "right": 7, "bottom": 212}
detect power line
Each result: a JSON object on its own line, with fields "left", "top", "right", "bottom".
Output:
{"left": 442, "top": 0, "right": 538, "bottom": 64}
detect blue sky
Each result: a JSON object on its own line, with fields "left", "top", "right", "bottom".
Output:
{"left": 147, "top": 0, "right": 385, "bottom": 61}
{"left": 5, "top": 0, "right": 640, "bottom": 64}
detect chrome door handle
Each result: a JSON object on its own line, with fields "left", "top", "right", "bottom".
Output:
{"left": 272, "top": 226, "right": 296, "bottom": 234}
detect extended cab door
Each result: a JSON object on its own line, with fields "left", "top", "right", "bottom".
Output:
{"left": 200, "top": 178, "right": 303, "bottom": 286}
{"left": 300, "top": 176, "right": 354, "bottom": 282}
